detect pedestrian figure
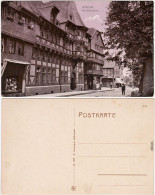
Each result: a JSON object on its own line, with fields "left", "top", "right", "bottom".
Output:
{"left": 110, "top": 83, "right": 113, "bottom": 89}
{"left": 121, "top": 84, "right": 126, "bottom": 95}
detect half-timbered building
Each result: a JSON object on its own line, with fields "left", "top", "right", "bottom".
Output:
{"left": 1, "top": 1, "right": 105, "bottom": 96}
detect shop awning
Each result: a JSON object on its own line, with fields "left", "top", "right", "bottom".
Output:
{"left": 1, "top": 59, "right": 30, "bottom": 77}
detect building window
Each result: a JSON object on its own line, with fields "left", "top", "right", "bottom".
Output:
{"left": 53, "top": 34, "right": 56, "bottom": 43}
{"left": 28, "top": 20, "right": 34, "bottom": 30}
{"left": 6, "top": 7, "right": 15, "bottom": 21}
{"left": 44, "top": 53, "right": 47, "bottom": 61}
{"left": 47, "top": 54, "right": 50, "bottom": 62}
{"left": 61, "top": 71, "right": 64, "bottom": 84}
{"left": 18, "top": 14, "right": 25, "bottom": 26}
{"left": 18, "top": 42, "right": 24, "bottom": 56}
{"left": 39, "top": 50, "right": 43, "bottom": 61}
{"left": 45, "top": 30, "right": 49, "bottom": 39}
{"left": 36, "top": 49, "right": 40, "bottom": 60}
{"left": 1, "top": 37, "right": 7, "bottom": 53}
{"left": 88, "top": 64, "right": 93, "bottom": 70}
{"left": 42, "top": 68, "right": 46, "bottom": 84}
{"left": 36, "top": 67, "right": 41, "bottom": 85}
{"left": 79, "top": 74, "right": 84, "bottom": 84}
{"left": 57, "top": 37, "right": 60, "bottom": 45}
{"left": 96, "top": 64, "right": 101, "bottom": 71}
{"left": 76, "top": 45, "right": 80, "bottom": 51}
{"left": 77, "top": 31, "right": 80, "bottom": 36}
{"left": 8, "top": 39, "right": 16, "bottom": 54}
{"left": 56, "top": 21, "right": 59, "bottom": 26}
{"left": 2, "top": 6, "right": 6, "bottom": 18}
{"left": 32, "top": 47, "right": 36, "bottom": 59}
{"left": 40, "top": 27, "right": 44, "bottom": 37}
{"left": 47, "top": 68, "right": 51, "bottom": 84}
{"left": 52, "top": 69, "right": 56, "bottom": 83}
{"left": 42, "top": 51, "right": 45, "bottom": 61}
{"left": 61, "top": 71, "right": 68, "bottom": 84}
{"left": 64, "top": 72, "right": 68, "bottom": 83}
{"left": 55, "top": 58, "right": 59, "bottom": 64}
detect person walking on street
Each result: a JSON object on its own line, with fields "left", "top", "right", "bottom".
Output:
{"left": 121, "top": 84, "right": 126, "bottom": 95}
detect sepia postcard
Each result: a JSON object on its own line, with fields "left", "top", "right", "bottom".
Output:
{"left": 1, "top": 1, "right": 154, "bottom": 194}
{"left": 1, "top": 1, "right": 154, "bottom": 97}
{"left": 1, "top": 99, "right": 154, "bottom": 194}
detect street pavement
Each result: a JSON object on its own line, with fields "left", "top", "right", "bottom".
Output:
{"left": 74, "top": 86, "right": 137, "bottom": 97}
{"left": 31, "top": 86, "right": 138, "bottom": 97}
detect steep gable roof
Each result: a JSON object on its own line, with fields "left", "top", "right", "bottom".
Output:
{"left": 20, "top": 1, "right": 43, "bottom": 17}
{"left": 19, "top": 1, "right": 85, "bottom": 27}
{"left": 88, "top": 27, "right": 104, "bottom": 47}
{"left": 41, "top": 1, "right": 85, "bottom": 26}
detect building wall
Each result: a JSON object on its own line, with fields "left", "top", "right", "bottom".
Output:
{"left": 1, "top": 18, "right": 36, "bottom": 44}
{"left": 84, "top": 31, "right": 104, "bottom": 90}
{"left": 25, "top": 85, "right": 67, "bottom": 96}
{"left": 91, "top": 31, "right": 104, "bottom": 53}
{"left": 25, "top": 84, "right": 84, "bottom": 96}
{"left": 1, "top": 36, "right": 33, "bottom": 63}
{"left": 1, "top": 2, "right": 104, "bottom": 96}
{"left": 102, "top": 68, "right": 114, "bottom": 87}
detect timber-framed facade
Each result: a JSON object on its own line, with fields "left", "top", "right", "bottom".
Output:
{"left": 1, "top": 1, "right": 105, "bottom": 96}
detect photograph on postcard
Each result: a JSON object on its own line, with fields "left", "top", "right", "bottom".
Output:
{"left": 1, "top": 99, "right": 154, "bottom": 194}
{"left": 1, "top": 1, "right": 153, "bottom": 97}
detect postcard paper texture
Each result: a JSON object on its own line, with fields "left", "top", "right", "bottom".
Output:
{"left": 1, "top": 99, "right": 154, "bottom": 194}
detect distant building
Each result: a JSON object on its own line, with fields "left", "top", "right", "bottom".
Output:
{"left": 84, "top": 28, "right": 104, "bottom": 90}
{"left": 102, "top": 60, "right": 124, "bottom": 88}
{"left": 1, "top": 1, "right": 105, "bottom": 96}
{"left": 102, "top": 60, "right": 114, "bottom": 87}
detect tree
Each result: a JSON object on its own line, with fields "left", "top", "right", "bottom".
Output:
{"left": 104, "top": 1, "right": 153, "bottom": 96}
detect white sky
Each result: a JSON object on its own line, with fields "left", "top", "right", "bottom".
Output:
{"left": 75, "top": 1, "right": 110, "bottom": 32}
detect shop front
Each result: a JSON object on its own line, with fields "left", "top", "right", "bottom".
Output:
{"left": 101, "top": 77, "right": 114, "bottom": 88}
{"left": 1, "top": 59, "right": 30, "bottom": 96}
{"left": 87, "top": 75, "right": 93, "bottom": 89}
{"left": 84, "top": 75, "right": 101, "bottom": 90}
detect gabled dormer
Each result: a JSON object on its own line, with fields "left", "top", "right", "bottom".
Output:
{"left": 87, "top": 28, "right": 104, "bottom": 55}
{"left": 50, "top": 6, "right": 59, "bottom": 25}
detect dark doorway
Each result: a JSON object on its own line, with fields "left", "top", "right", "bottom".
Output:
{"left": 87, "top": 76, "right": 93, "bottom": 89}
{"left": 70, "top": 72, "right": 76, "bottom": 90}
